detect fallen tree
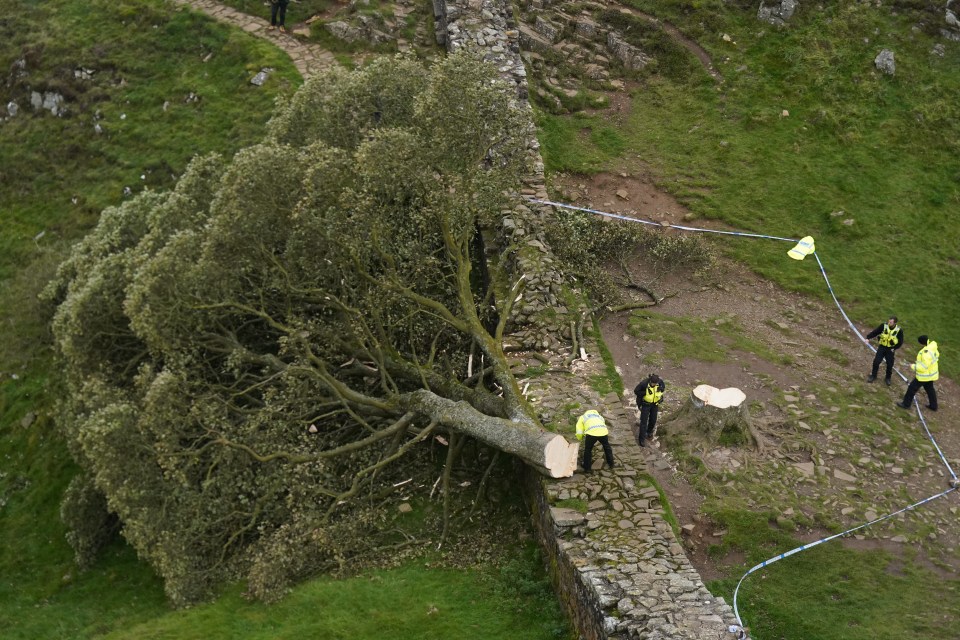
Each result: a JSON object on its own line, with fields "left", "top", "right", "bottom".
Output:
{"left": 44, "top": 54, "right": 575, "bottom": 605}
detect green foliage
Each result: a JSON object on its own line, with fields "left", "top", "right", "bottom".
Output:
{"left": 544, "top": 205, "right": 713, "bottom": 309}
{"left": 60, "top": 473, "right": 119, "bottom": 571}
{"left": 45, "top": 54, "right": 535, "bottom": 606}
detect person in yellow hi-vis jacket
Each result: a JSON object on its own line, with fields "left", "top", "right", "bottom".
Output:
{"left": 576, "top": 409, "right": 614, "bottom": 474}
{"left": 897, "top": 335, "right": 939, "bottom": 411}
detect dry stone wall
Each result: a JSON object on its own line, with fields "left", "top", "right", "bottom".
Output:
{"left": 437, "top": 0, "right": 744, "bottom": 635}
{"left": 515, "top": 348, "right": 743, "bottom": 639}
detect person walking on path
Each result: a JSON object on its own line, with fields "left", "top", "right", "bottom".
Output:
{"left": 897, "top": 335, "right": 939, "bottom": 411}
{"left": 866, "top": 316, "right": 904, "bottom": 385}
{"left": 268, "top": 0, "right": 290, "bottom": 32}
{"left": 634, "top": 373, "right": 665, "bottom": 447}
{"left": 576, "top": 409, "right": 614, "bottom": 473}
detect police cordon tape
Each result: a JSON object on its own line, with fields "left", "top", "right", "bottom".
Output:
{"left": 527, "top": 197, "right": 958, "bottom": 638}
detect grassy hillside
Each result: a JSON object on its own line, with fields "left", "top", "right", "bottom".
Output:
{"left": 539, "top": 0, "right": 960, "bottom": 377}
{"left": 0, "top": 0, "right": 569, "bottom": 638}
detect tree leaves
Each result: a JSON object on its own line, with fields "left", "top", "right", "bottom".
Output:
{"left": 48, "top": 53, "right": 535, "bottom": 605}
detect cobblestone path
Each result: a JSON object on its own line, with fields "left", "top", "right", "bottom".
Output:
{"left": 170, "top": 0, "right": 339, "bottom": 78}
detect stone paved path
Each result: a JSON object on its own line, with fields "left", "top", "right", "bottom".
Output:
{"left": 170, "top": 0, "right": 339, "bottom": 78}
{"left": 520, "top": 353, "right": 741, "bottom": 639}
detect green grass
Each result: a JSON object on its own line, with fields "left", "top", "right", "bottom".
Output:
{"left": 707, "top": 511, "right": 960, "bottom": 639}
{"left": 554, "top": 498, "right": 589, "bottom": 513}
{"left": 535, "top": 111, "right": 627, "bottom": 173}
{"left": 639, "top": 474, "right": 680, "bottom": 538}
{"left": 92, "top": 549, "right": 568, "bottom": 640}
{"left": 627, "top": 310, "right": 774, "bottom": 364}
{"left": 588, "top": 319, "right": 625, "bottom": 396}
{"left": 0, "top": 0, "right": 301, "bottom": 283}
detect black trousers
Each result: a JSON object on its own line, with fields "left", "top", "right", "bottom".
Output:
{"left": 638, "top": 403, "right": 659, "bottom": 443}
{"left": 582, "top": 434, "right": 613, "bottom": 471}
{"left": 271, "top": 0, "right": 289, "bottom": 26}
{"left": 871, "top": 346, "right": 895, "bottom": 380}
{"left": 902, "top": 378, "right": 938, "bottom": 410}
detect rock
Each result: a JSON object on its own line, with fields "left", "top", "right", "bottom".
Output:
{"left": 551, "top": 507, "right": 586, "bottom": 527}
{"left": 5, "top": 101, "right": 17, "bottom": 117}
{"left": 606, "top": 32, "right": 650, "bottom": 70}
{"left": 250, "top": 68, "right": 273, "bottom": 86}
{"left": 327, "top": 20, "right": 362, "bottom": 42}
{"left": 833, "top": 469, "right": 857, "bottom": 482}
{"left": 398, "top": 502, "right": 413, "bottom": 513}
{"left": 519, "top": 25, "right": 553, "bottom": 54}
{"left": 534, "top": 16, "right": 561, "bottom": 42}
{"left": 574, "top": 16, "right": 598, "bottom": 38}
{"left": 932, "top": 43, "right": 946, "bottom": 56}
{"left": 616, "top": 189, "right": 629, "bottom": 200}
{"left": 874, "top": 49, "right": 895, "bottom": 75}
{"left": 758, "top": 0, "right": 797, "bottom": 25}
{"left": 794, "top": 462, "right": 815, "bottom": 477}
{"left": 20, "top": 412, "right": 36, "bottom": 428}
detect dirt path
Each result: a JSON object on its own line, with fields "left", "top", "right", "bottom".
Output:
{"left": 170, "top": 0, "right": 340, "bottom": 78}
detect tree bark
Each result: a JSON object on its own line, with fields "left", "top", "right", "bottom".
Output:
{"left": 404, "top": 389, "right": 579, "bottom": 477}
{"left": 661, "top": 384, "right": 757, "bottom": 447}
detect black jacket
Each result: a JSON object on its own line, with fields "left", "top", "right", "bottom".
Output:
{"left": 634, "top": 377, "right": 666, "bottom": 406}
{"left": 866, "top": 323, "right": 903, "bottom": 350}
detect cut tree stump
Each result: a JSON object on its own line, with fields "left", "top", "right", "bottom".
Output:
{"left": 661, "top": 384, "right": 759, "bottom": 448}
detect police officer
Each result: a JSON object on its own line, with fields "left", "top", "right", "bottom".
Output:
{"left": 634, "top": 373, "right": 665, "bottom": 447}
{"left": 866, "top": 316, "right": 903, "bottom": 386}
{"left": 575, "top": 409, "right": 614, "bottom": 473}
{"left": 897, "top": 335, "right": 939, "bottom": 411}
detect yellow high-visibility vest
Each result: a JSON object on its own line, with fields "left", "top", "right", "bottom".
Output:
{"left": 914, "top": 341, "right": 939, "bottom": 382}
{"left": 575, "top": 410, "right": 608, "bottom": 440}
{"left": 879, "top": 325, "right": 900, "bottom": 348}
{"left": 643, "top": 384, "right": 664, "bottom": 404}
{"left": 787, "top": 236, "right": 816, "bottom": 260}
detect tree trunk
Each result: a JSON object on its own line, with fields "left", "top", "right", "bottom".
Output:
{"left": 661, "top": 385, "right": 757, "bottom": 447}
{"left": 405, "top": 389, "right": 579, "bottom": 477}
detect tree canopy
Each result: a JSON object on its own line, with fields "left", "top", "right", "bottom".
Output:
{"left": 45, "top": 54, "right": 570, "bottom": 605}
